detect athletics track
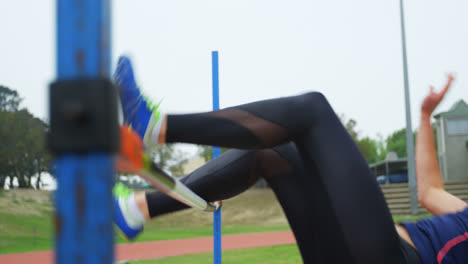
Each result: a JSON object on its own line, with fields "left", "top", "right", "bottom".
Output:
{"left": 0, "top": 231, "right": 295, "bottom": 263}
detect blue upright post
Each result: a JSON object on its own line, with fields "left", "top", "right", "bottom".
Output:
{"left": 212, "top": 51, "right": 222, "bottom": 264}
{"left": 53, "top": 0, "right": 114, "bottom": 263}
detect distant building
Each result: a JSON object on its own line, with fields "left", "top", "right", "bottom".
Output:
{"left": 434, "top": 100, "right": 468, "bottom": 182}
{"left": 370, "top": 151, "right": 408, "bottom": 184}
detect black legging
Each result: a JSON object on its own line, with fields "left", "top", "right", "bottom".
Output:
{"left": 146, "top": 92, "right": 402, "bottom": 263}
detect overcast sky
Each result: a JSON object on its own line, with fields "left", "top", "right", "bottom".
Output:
{"left": 1, "top": 0, "right": 467, "bottom": 143}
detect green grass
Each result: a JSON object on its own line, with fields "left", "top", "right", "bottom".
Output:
{"left": 393, "top": 214, "right": 432, "bottom": 223}
{"left": 131, "top": 244, "right": 301, "bottom": 264}
{"left": 0, "top": 189, "right": 435, "bottom": 257}
{"left": 0, "top": 189, "right": 292, "bottom": 254}
{"left": 0, "top": 210, "right": 290, "bottom": 254}
{"left": 0, "top": 213, "right": 54, "bottom": 254}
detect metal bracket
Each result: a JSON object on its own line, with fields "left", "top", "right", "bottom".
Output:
{"left": 48, "top": 78, "right": 119, "bottom": 154}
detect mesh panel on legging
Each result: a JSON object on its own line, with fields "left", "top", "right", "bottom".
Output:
{"left": 166, "top": 108, "right": 290, "bottom": 149}
{"left": 165, "top": 92, "right": 403, "bottom": 264}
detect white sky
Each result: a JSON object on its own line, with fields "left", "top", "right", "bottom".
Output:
{"left": 1, "top": 0, "right": 467, "bottom": 141}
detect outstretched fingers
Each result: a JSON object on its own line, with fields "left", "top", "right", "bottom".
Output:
{"left": 421, "top": 74, "right": 455, "bottom": 116}
{"left": 440, "top": 74, "right": 455, "bottom": 98}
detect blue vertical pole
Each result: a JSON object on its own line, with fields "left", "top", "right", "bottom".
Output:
{"left": 212, "top": 51, "right": 222, "bottom": 264}
{"left": 55, "top": 0, "right": 113, "bottom": 263}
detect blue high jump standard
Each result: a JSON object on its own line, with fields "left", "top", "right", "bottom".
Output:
{"left": 212, "top": 51, "right": 222, "bottom": 264}
{"left": 51, "top": 0, "right": 116, "bottom": 263}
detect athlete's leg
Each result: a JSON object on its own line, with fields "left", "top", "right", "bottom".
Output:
{"left": 145, "top": 143, "right": 348, "bottom": 263}
{"left": 162, "top": 93, "right": 402, "bottom": 264}
{"left": 145, "top": 148, "right": 263, "bottom": 216}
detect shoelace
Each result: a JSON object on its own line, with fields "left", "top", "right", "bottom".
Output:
{"left": 142, "top": 93, "right": 163, "bottom": 114}
{"left": 114, "top": 182, "right": 132, "bottom": 199}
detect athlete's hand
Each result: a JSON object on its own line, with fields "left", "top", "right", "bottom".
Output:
{"left": 421, "top": 74, "right": 454, "bottom": 116}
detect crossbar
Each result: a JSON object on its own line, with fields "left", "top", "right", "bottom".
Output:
{"left": 117, "top": 155, "right": 220, "bottom": 212}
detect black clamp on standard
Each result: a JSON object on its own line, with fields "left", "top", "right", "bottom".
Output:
{"left": 48, "top": 78, "right": 119, "bottom": 154}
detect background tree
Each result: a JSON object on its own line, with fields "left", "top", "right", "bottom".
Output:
{"left": 385, "top": 126, "right": 438, "bottom": 160}
{"left": 26, "top": 114, "right": 51, "bottom": 189}
{"left": 0, "top": 86, "right": 22, "bottom": 112}
{"left": 0, "top": 86, "right": 50, "bottom": 189}
{"left": 355, "top": 136, "right": 380, "bottom": 164}
{"left": 6, "top": 109, "right": 50, "bottom": 188}
{"left": 0, "top": 111, "right": 12, "bottom": 188}
{"left": 385, "top": 128, "right": 420, "bottom": 159}
{"left": 168, "top": 162, "right": 188, "bottom": 177}
{"left": 375, "top": 134, "right": 389, "bottom": 161}
{"left": 385, "top": 128, "right": 408, "bottom": 158}
{"left": 342, "top": 116, "right": 359, "bottom": 141}
{"left": 198, "top": 145, "right": 229, "bottom": 162}
{"left": 0, "top": 86, "right": 22, "bottom": 188}
{"left": 339, "top": 114, "right": 386, "bottom": 164}
{"left": 149, "top": 144, "right": 188, "bottom": 177}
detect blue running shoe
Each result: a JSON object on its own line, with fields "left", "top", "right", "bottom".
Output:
{"left": 114, "top": 56, "right": 162, "bottom": 142}
{"left": 113, "top": 183, "right": 143, "bottom": 241}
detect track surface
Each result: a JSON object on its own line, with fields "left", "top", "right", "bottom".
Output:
{"left": 0, "top": 231, "right": 295, "bottom": 263}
